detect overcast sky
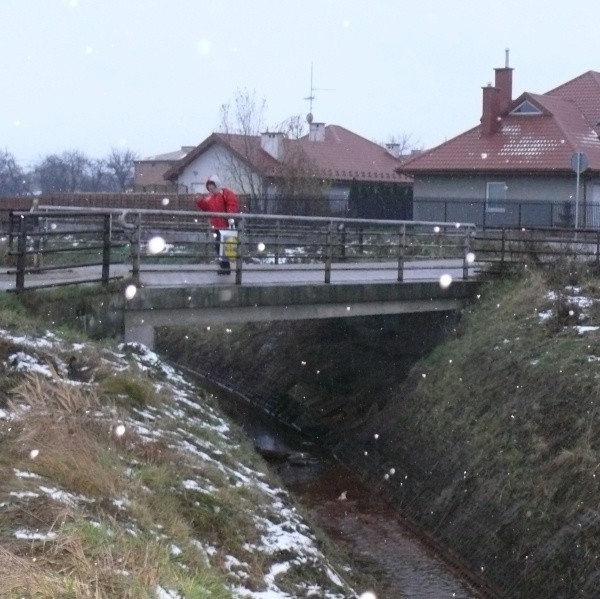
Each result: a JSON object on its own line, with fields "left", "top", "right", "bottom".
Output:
{"left": 2, "top": 0, "right": 598, "bottom": 166}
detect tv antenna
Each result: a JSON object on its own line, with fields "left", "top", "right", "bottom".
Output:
{"left": 304, "top": 63, "right": 334, "bottom": 123}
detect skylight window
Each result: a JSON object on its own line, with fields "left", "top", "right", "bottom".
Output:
{"left": 510, "top": 101, "right": 542, "bottom": 115}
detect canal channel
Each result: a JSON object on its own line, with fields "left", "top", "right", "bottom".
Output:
{"left": 188, "top": 368, "right": 483, "bottom": 598}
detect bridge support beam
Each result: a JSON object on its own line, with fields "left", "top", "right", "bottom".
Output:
{"left": 123, "top": 297, "right": 468, "bottom": 349}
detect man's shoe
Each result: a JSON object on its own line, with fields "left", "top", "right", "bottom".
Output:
{"left": 217, "top": 269, "right": 231, "bottom": 275}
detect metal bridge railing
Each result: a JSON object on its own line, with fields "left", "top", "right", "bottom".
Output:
{"left": 4, "top": 207, "right": 477, "bottom": 291}
{"left": 473, "top": 225, "right": 600, "bottom": 272}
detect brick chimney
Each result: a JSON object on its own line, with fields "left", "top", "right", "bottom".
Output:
{"left": 481, "top": 51, "right": 514, "bottom": 136}
{"left": 494, "top": 67, "right": 513, "bottom": 114}
{"left": 481, "top": 83, "right": 501, "bottom": 136}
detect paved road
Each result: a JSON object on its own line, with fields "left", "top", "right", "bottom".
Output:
{"left": 0, "top": 259, "right": 477, "bottom": 291}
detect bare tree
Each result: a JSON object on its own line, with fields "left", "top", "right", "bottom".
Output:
{"left": 106, "top": 148, "right": 138, "bottom": 191}
{"left": 35, "top": 154, "right": 70, "bottom": 193}
{"left": 275, "top": 114, "right": 308, "bottom": 140}
{"left": 382, "top": 132, "right": 423, "bottom": 158}
{"left": 273, "top": 114, "right": 330, "bottom": 209}
{"left": 216, "top": 88, "right": 267, "bottom": 198}
{"left": 217, "top": 91, "right": 328, "bottom": 206}
{"left": 0, "top": 150, "right": 29, "bottom": 196}
{"left": 63, "top": 150, "right": 91, "bottom": 192}
{"left": 35, "top": 151, "right": 90, "bottom": 193}
{"left": 87, "top": 158, "right": 108, "bottom": 191}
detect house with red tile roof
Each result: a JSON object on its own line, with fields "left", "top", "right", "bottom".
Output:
{"left": 160, "top": 123, "right": 412, "bottom": 217}
{"left": 397, "top": 64, "right": 600, "bottom": 228}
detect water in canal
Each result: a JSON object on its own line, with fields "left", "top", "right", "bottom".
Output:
{"left": 235, "top": 405, "right": 479, "bottom": 598}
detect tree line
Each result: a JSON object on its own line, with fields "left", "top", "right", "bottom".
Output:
{"left": 0, "top": 148, "right": 138, "bottom": 197}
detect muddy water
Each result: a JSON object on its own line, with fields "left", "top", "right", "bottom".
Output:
{"left": 240, "top": 415, "right": 479, "bottom": 598}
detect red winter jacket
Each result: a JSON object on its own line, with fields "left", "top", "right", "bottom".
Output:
{"left": 195, "top": 188, "right": 239, "bottom": 229}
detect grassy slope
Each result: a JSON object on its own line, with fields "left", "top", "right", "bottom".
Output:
{"left": 158, "top": 268, "right": 600, "bottom": 598}
{"left": 0, "top": 294, "right": 366, "bottom": 598}
{"left": 374, "top": 270, "right": 600, "bottom": 596}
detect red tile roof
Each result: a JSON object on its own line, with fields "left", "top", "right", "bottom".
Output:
{"left": 164, "top": 126, "right": 411, "bottom": 184}
{"left": 295, "top": 125, "right": 409, "bottom": 182}
{"left": 163, "top": 133, "right": 280, "bottom": 182}
{"left": 398, "top": 70, "right": 600, "bottom": 175}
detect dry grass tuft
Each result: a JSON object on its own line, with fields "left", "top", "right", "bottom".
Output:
{"left": 9, "top": 373, "right": 101, "bottom": 413}
{"left": 98, "top": 372, "right": 161, "bottom": 409}
{"left": 0, "top": 547, "right": 66, "bottom": 598}
{"left": 3, "top": 375, "right": 125, "bottom": 499}
{"left": 7, "top": 415, "right": 124, "bottom": 498}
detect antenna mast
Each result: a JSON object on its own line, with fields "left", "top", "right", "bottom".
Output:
{"left": 303, "top": 63, "right": 334, "bottom": 123}
{"left": 304, "top": 63, "right": 316, "bottom": 122}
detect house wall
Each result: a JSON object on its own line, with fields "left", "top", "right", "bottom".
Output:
{"left": 134, "top": 161, "right": 177, "bottom": 189}
{"left": 413, "top": 174, "right": 600, "bottom": 227}
{"left": 414, "top": 174, "right": 576, "bottom": 201}
{"left": 176, "top": 146, "right": 262, "bottom": 196}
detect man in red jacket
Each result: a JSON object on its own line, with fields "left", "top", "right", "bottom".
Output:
{"left": 195, "top": 175, "right": 239, "bottom": 274}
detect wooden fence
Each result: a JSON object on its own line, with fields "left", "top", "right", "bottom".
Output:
{"left": 0, "top": 193, "right": 228, "bottom": 232}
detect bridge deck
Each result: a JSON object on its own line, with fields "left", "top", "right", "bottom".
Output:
{"left": 134, "top": 259, "right": 473, "bottom": 287}
{"left": 0, "top": 258, "right": 476, "bottom": 291}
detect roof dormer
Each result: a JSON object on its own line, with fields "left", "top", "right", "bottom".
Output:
{"left": 510, "top": 100, "right": 543, "bottom": 115}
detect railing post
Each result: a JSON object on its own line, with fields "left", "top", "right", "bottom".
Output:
{"left": 338, "top": 223, "right": 346, "bottom": 261}
{"left": 130, "top": 213, "right": 141, "bottom": 285}
{"left": 15, "top": 215, "right": 28, "bottom": 292}
{"left": 462, "top": 227, "right": 471, "bottom": 280}
{"left": 101, "top": 214, "right": 111, "bottom": 285}
{"left": 274, "top": 219, "right": 280, "bottom": 265}
{"left": 596, "top": 229, "right": 600, "bottom": 268}
{"left": 29, "top": 199, "right": 40, "bottom": 271}
{"left": 235, "top": 217, "right": 244, "bottom": 285}
{"left": 397, "top": 223, "right": 406, "bottom": 282}
{"left": 324, "top": 220, "right": 334, "bottom": 284}
{"left": 500, "top": 227, "right": 506, "bottom": 271}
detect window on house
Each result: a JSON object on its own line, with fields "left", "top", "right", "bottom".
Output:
{"left": 486, "top": 182, "right": 506, "bottom": 212}
{"left": 510, "top": 101, "right": 542, "bottom": 115}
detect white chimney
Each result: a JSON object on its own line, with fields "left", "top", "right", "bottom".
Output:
{"left": 260, "top": 131, "right": 285, "bottom": 160}
{"left": 308, "top": 122, "right": 326, "bottom": 142}
{"left": 385, "top": 143, "right": 402, "bottom": 158}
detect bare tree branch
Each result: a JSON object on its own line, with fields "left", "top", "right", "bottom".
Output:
{"left": 106, "top": 148, "right": 138, "bottom": 191}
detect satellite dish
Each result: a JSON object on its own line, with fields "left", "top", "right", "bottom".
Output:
{"left": 306, "top": 112, "right": 313, "bottom": 124}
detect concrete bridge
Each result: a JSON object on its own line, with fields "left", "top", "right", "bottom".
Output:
{"left": 3, "top": 208, "right": 481, "bottom": 347}
{"left": 122, "top": 259, "right": 481, "bottom": 347}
